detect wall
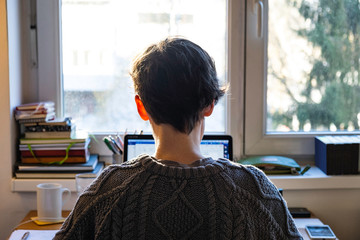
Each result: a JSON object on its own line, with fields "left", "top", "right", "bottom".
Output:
{"left": 0, "top": 0, "right": 24, "bottom": 239}
{"left": 0, "top": 1, "right": 77, "bottom": 238}
{"left": 0, "top": 0, "right": 40, "bottom": 238}
{"left": 284, "top": 189, "right": 360, "bottom": 240}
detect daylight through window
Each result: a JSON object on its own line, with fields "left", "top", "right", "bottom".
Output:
{"left": 61, "top": 0, "right": 226, "bottom": 133}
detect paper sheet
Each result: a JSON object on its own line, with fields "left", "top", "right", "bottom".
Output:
{"left": 9, "top": 230, "right": 58, "bottom": 240}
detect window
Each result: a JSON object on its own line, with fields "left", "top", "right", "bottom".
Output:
{"left": 245, "top": 0, "right": 360, "bottom": 156}
{"left": 39, "top": 1, "right": 360, "bottom": 158}
{"left": 267, "top": 0, "right": 360, "bottom": 133}
{"left": 61, "top": 0, "right": 227, "bottom": 133}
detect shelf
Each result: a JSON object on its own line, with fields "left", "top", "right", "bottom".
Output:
{"left": 11, "top": 178, "right": 77, "bottom": 192}
{"left": 11, "top": 166, "right": 360, "bottom": 192}
{"left": 11, "top": 156, "right": 113, "bottom": 192}
{"left": 269, "top": 166, "right": 360, "bottom": 190}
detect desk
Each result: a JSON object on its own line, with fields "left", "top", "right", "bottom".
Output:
{"left": 13, "top": 211, "right": 329, "bottom": 239}
{"left": 294, "top": 218, "right": 327, "bottom": 240}
{"left": 15, "top": 210, "right": 70, "bottom": 230}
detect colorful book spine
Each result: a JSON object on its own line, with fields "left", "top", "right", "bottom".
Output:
{"left": 15, "top": 161, "right": 104, "bottom": 179}
{"left": 24, "top": 131, "right": 73, "bottom": 139}
{"left": 20, "top": 149, "right": 87, "bottom": 157}
{"left": 21, "top": 155, "right": 89, "bottom": 164}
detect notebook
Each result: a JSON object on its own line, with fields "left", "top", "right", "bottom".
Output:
{"left": 123, "top": 134, "right": 233, "bottom": 162}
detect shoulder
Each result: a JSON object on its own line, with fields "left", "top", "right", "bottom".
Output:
{"left": 241, "top": 164, "right": 281, "bottom": 199}
{"left": 217, "top": 160, "right": 301, "bottom": 238}
{"left": 216, "top": 159, "right": 281, "bottom": 200}
{"left": 218, "top": 160, "right": 301, "bottom": 239}
{"left": 85, "top": 154, "right": 150, "bottom": 195}
{"left": 54, "top": 155, "right": 152, "bottom": 239}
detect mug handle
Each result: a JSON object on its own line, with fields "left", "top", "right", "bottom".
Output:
{"left": 61, "top": 187, "right": 71, "bottom": 206}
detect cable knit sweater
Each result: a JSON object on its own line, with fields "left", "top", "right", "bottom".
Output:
{"left": 54, "top": 154, "right": 302, "bottom": 240}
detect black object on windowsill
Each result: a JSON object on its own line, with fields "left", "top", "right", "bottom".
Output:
{"left": 288, "top": 207, "right": 311, "bottom": 218}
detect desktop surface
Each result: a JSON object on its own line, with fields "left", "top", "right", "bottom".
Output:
{"left": 12, "top": 210, "right": 323, "bottom": 240}
{"left": 15, "top": 210, "right": 70, "bottom": 230}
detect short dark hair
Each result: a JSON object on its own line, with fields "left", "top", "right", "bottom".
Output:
{"left": 130, "top": 37, "right": 226, "bottom": 134}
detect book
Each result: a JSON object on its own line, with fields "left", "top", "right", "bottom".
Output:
{"left": 24, "top": 131, "right": 74, "bottom": 139}
{"left": 17, "top": 154, "right": 98, "bottom": 171}
{"left": 21, "top": 154, "right": 89, "bottom": 164}
{"left": 19, "top": 131, "right": 89, "bottom": 144}
{"left": 15, "top": 101, "right": 55, "bottom": 111}
{"left": 315, "top": 135, "right": 360, "bottom": 175}
{"left": 15, "top": 102, "right": 56, "bottom": 124}
{"left": 38, "top": 117, "right": 72, "bottom": 126}
{"left": 19, "top": 142, "right": 89, "bottom": 151}
{"left": 239, "top": 155, "right": 301, "bottom": 174}
{"left": 15, "top": 110, "right": 55, "bottom": 121}
{"left": 24, "top": 125, "right": 74, "bottom": 133}
{"left": 18, "top": 115, "right": 56, "bottom": 124}
{"left": 15, "top": 161, "right": 104, "bottom": 179}
{"left": 20, "top": 149, "right": 88, "bottom": 158}
{"left": 15, "top": 107, "right": 55, "bottom": 115}
{"left": 24, "top": 118, "right": 74, "bottom": 132}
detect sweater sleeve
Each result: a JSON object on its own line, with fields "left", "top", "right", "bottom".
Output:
{"left": 53, "top": 164, "right": 138, "bottom": 240}
{"left": 53, "top": 157, "right": 147, "bottom": 240}
{"left": 239, "top": 165, "right": 303, "bottom": 239}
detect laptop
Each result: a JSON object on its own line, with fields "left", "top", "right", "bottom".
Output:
{"left": 123, "top": 134, "right": 233, "bottom": 162}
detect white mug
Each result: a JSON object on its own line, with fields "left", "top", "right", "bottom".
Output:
{"left": 75, "top": 173, "right": 96, "bottom": 196}
{"left": 36, "top": 183, "right": 71, "bottom": 221}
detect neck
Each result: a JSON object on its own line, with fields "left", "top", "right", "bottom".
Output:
{"left": 151, "top": 120, "right": 205, "bottom": 164}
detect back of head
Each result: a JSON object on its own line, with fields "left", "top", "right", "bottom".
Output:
{"left": 130, "top": 37, "right": 225, "bottom": 134}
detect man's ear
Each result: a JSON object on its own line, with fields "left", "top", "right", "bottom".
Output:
{"left": 135, "top": 95, "right": 149, "bottom": 121}
{"left": 203, "top": 101, "right": 215, "bottom": 117}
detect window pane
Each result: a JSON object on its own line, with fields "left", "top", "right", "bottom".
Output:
{"left": 61, "top": 0, "right": 226, "bottom": 133}
{"left": 267, "top": 0, "right": 360, "bottom": 133}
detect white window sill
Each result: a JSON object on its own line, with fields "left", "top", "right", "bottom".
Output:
{"left": 269, "top": 166, "right": 360, "bottom": 190}
{"left": 11, "top": 178, "right": 77, "bottom": 192}
{"left": 11, "top": 166, "right": 360, "bottom": 192}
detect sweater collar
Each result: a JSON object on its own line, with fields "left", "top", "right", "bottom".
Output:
{"left": 138, "top": 154, "right": 226, "bottom": 178}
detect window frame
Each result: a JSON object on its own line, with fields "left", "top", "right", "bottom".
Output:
{"left": 244, "top": 0, "right": 360, "bottom": 157}
{"left": 245, "top": 0, "right": 316, "bottom": 157}
{"left": 36, "top": 0, "right": 341, "bottom": 160}
{"left": 38, "top": 0, "right": 354, "bottom": 160}
{"left": 37, "top": 0, "right": 63, "bottom": 118}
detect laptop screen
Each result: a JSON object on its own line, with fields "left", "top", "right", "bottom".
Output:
{"left": 123, "top": 134, "right": 232, "bottom": 162}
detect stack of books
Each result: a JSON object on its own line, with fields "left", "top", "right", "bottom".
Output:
{"left": 14, "top": 102, "right": 104, "bottom": 179}
{"left": 15, "top": 101, "right": 76, "bottom": 139}
{"left": 15, "top": 101, "right": 56, "bottom": 124}
{"left": 15, "top": 131, "right": 104, "bottom": 179}
{"left": 315, "top": 135, "right": 360, "bottom": 175}
{"left": 19, "top": 131, "right": 91, "bottom": 164}
{"left": 15, "top": 154, "right": 103, "bottom": 179}
{"left": 23, "top": 117, "right": 76, "bottom": 139}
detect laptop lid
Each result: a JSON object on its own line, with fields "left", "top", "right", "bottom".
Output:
{"left": 123, "top": 134, "right": 233, "bottom": 162}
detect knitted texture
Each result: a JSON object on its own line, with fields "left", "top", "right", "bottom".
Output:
{"left": 54, "top": 155, "right": 302, "bottom": 240}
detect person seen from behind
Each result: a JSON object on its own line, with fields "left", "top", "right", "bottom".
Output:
{"left": 54, "top": 37, "right": 302, "bottom": 239}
